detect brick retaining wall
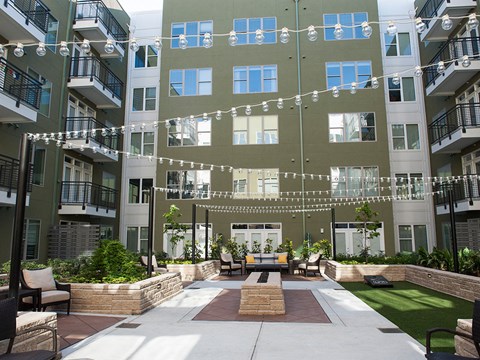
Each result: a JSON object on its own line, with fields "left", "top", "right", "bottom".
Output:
{"left": 324, "top": 261, "right": 406, "bottom": 282}
{"left": 166, "top": 260, "right": 219, "bottom": 281}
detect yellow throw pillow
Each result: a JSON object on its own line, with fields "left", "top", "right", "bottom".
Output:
{"left": 246, "top": 255, "right": 255, "bottom": 263}
{"left": 277, "top": 255, "right": 288, "bottom": 264}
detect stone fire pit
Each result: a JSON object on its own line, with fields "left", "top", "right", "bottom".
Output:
{"left": 239, "top": 272, "right": 285, "bottom": 315}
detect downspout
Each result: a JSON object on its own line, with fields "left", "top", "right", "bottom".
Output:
{"left": 294, "top": 0, "right": 306, "bottom": 239}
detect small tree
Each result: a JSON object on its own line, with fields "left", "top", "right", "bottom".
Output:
{"left": 354, "top": 202, "right": 381, "bottom": 263}
{"left": 263, "top": 238, "right": 273, "bottom": 254}
{"left": 163, "top": 205, "right": 188, "bottom": 258}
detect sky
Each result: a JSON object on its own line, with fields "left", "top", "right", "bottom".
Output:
{"left": 118, "top": 0, "right": 163, "bottom": 15}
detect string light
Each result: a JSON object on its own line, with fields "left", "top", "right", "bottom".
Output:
{"left": 245, "top": 105, "right": 252, "bottom": 116}
{"left": 415, "top": 18, "right": 426, "bottom": 33}
{"left": 307, "top": 25, "right": 318, "bottom": 41}
{"left": 441, "top": 15, "right": 453, "bottom": 31}
{"left": 277, "top": 98, "right": 284, "bottom": 109}
{"left": 392, "top": 73, "right": 400, "bottom": 86}
{"left": 81, "top": 39, "right": 91, "bottom": 53}
{"left": 255, "top": 29, "right": 265, "bottom": 45}
{"left": 462, "top": 55, "right": 471, "bottom": 68}
{"left": 36, "top": 42, "right": 47, "bottom": 56}
{"left": 350, "top": 82, "right": 357, "bottom": 95}
{"left": 361, "top": 22, "right": 373, "bottom": 38}
{"left": 295, "top": 95, "right": 302, "bottom": 106}
{"left": 312, "top": 91, "right": 319, "bottom": 102}
{"left": 386, "top": 21, "right": 397, "bottom": 35}
{"left": 104, "top": 39, "right": 115, "bottom": 54}
{"left": 467, "top": 13, "right": 479, "bottom": 32}
{"left": 13, "top": 43, "right": 24, "bottom": 57}
{"left": 178, "top": 34, "right": 188, "bottom": 49}
{"left": 203, "top": 33, "right": 213, "bottom": 48}
{"left": 333, "top": 24, "right": 344, "bottom": 40}
{"left": 59, "top": 41, "right": 69, "bottom": 56}
{"left": 280, "top": 27, "right": 290, "bottom": 44}
{"left": 262, "top": 101, "right": 269, "bottom": 112}
{"left": 437, "top": 61, "right": 446, "bottom": 74}
{"left": 332, "top": 86, "right": 339, "bottom": 98}
{"left": 0, "top": 44, "right": 4, "bottom": 57}
{"left": 228, "top": 31, "right": 238, "bottom": 46}
{"left": 414, "top": 66, "right": 423, "bottom": 77}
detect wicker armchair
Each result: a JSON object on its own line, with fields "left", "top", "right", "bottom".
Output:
{"left": 297, "top": 252, "right": 322, "bottom": 277}
{"left": 219, "top": 253, "right": 243, "bottom": 275}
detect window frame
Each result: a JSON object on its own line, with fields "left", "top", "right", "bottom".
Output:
{"left": 398, "top": 224, "right": 428, "bottom": 252}
{"left": 233, "top": 65, "right": 278, "bottom": 94}
{"left": 384, "top": 32, "right": 412, "bottom": 57}
{"left": 388, "top": 77, "right": 416, "bottom": 102}
{"left": 134, "top": 45, "right": 159, "bottom": 68}
{"left": 126, "top": 226, "right": 149, "bottom": 253}
{"left": 169, "top": 68, "right": 212, "bottom": 97}
{"left": 330, "top": 166, "right": 379, "bottom": 197}
{"left": 128, "top": 178, "right": 153, "bottom": 204}
{"left": 233, "top": 168, "right": 279, "bottom": 199}
{"left": 324, "top": 12, "right": 369, "bottom": 41}
{"left": 167, "top": 117, "right": 211, "bottom": 147}
{"left": 391, "top": 124, "right": 420, "bottom": 150}
{"left": 27, "top": 67, "right": 52, "bottom": 117}
{"left": 395, "top": 173, "right": 424, "bottom": 200}
{"left": 326, "top": 61, "right": 373, "bottom": 90}
{"left": 130, "top": 131, "right": 155, "bottom": 156}
{"left": 132, "top": 87, "right": 157, "bottom": 111}
{"left": 31, "top": 146, "right": 46, "bottom": 186}
{"left": 166, "top": 170, "right": 211, "bottom": 200}
{"left": 171, "top": 20, "right": 213, "bottom": 49}
{"left": 233, "top": 115, "right": 279, "bottom": 145}
{"left": 233, "top": 17, "right": 277, "bottom": 45}
{"left": 328, "top": 112, "right": 376, "bottom": 143}
{"left": 23, "top": 218, "right": 40, "bottom": 260}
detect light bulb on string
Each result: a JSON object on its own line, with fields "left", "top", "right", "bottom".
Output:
{"left": 371, "top": 77, "right": 379, "bottom": 89}
{"left": 361, "top": 22, "right": 372, "bottom": 38}
{"left": 245, "top": 105, "right": 252, "bottom": 116}
{"left": 311, "top": 90, "right": 319, "bottom": 102}
{"left": 165, "top": 120, "right": 171, "bottom": 129}
{"left": 414, "top": 66, "right": 423, "bottom": 77}
{"left": 203, "top": 33, "right": 213, "bottom": 48}
{"left": 231, "top": 107, "right": 237, "bottom": 118}
{"left": 81, "top": 39, "right": 91, "bottom": 53}
{"left": 216, "top": 110, "right": 222, "bottom": 120}
{"left": 462, "top": 55, "right": 471, "bottom": 68}
{"left": 350, "top": 82, "right": 357, "bottom": 94}
{"left": 36, "top": 42, "right": 47, "bottom": 56}
{"left": 392, "top": 73, "right": 401, "bottom": 86}
{"left": 262, "top": 101, "right": 269, "bottom": 112}
{"left": 280, "top": 27, "right": 290, "bottom": 44}
{"left": 154, "top": 37, "right": 162, "bottom": 50}
{"left": 332, "top": 86, "right": 340, "bottom": 98}
{"left": 441, "top": 15, "right": 453, "bottom": 31}
{"left": 228, "top": 31, "right": 238, "bottom": 46}
{"left": 307, "top": 25, "right": 318, "bottom": 41}
{"left": 120, "top": 126, "right": 125, "bottom": 134}
{"left": 59, "top": 41, "right": 70, "bottom": 56}
{"left": 255, "top": 29, "right": 264, "bottom": 45}
{"left": 0, "top": 44, "right": 5, "bottom": 58}
{"left": 202, "top": 113, "right": 209, "bottom": 122}
{"left": 333, "top": 24, "right": 344, "bottom": 40}
{"left": 178, "top": 34, "right": 188, "bottom": 49}
{"left": 437, "top": 61, "right": 446, "bottom": 74}
{"left": 277, "top": 98, "right": 284, "bottom": 109}
{"left": 180, "top": 160, "right": 184, "bottom": 167}
{"left": 467, "top": 13, "right": 479, "bottom": 32}
{"left": 130, "top": 38, "right": 139, "bottom": 52}
{"left": 386, "top": 21, "right": 397, "bottom": 35}
{"left": 104, "top": 39, "right": 115, "bottom": 54}
{"left": 415, "top": 18, "right": 426, "bottom": 33}
{"left": 14, "top": 43, "right": 24, "bottom": 57}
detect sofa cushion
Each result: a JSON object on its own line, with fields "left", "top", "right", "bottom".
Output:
{"left": 22, "top": 267, "right": 56, "bottom": 291}
{"left": 245, "top": 255, "right": 255, "bottom": 264}
{"left": 277, "top": 255, "right": 288, "bottom": 264}
{"left": 247, "top": 253, "right": 261, "bottom": 263}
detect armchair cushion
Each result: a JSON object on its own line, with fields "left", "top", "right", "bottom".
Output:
{"left": 22, "top": 268, "right": 56, "bottom": 291}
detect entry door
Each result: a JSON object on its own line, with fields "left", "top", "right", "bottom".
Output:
{"left": 333, "top": 223, "right": 384, "bottom": 256}
{"left": 62, "top": 157, "right": 92, "bottom": 202}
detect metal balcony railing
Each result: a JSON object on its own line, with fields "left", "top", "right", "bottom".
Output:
{"left": 429, "top": 103, "right": 480, "bottom": 144}
{"left": 68, "top": 56, "right": 123, "bottom": 100}
{"left": 434, "top": 175, "right": 480, "bottom": 206}
{"left": 60, "top": 181, "right": 117, "bottom": 211}
{"left": 74, "top": 0, "right": 128, "bottom": 49}
{"left": 424, "top": 37, "right": 480, "bottom": 88}
{"left": 0, "top": 57, "right": 41, "bottom": 110}
{"left": 65, "top": 117, "right": 120, "bottom": 151}
{"left": 3, "top": 0, "right": 51, "bottom": 33}
{"left": 0, "top": 154, "right": 32, "bottom": 197}
{"left": 417, "top": 0, "right": 447, "bottom": 28}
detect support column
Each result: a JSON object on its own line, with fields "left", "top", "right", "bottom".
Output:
{"left": 147, "top": 187, "right": 155, "bottom": 277}
{"left": 192, "top": 203, "right": 196, "bottom": 264}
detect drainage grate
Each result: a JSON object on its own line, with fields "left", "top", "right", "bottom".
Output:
{"left": 116, "top": 323, "right": 141, "bottom": 329}
{"left": 378, "top": 328, "right": 403, "bottom": 333}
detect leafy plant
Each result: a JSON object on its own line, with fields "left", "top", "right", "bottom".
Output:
{"left": 223, "top": 238, "right": 240, "bottom": 260}
{"left": 275, "top": 238, "right": 295, "bottom": 260}
{"left": 163, "top": 205, "right": 188, "bottom": 258}
{"left": 300, "top": 240, "right": 310, "bottom": 260}
{"left": 182, "top": 239, "right": 203, "bottom": 262}
{"left": 355, "top": 202, "right": 381, "bottom": 263}
{"left": 263, "top": 238, "right": 273, "bottom": 254}
{"left": 239, "top": 243, "right": 249, "bottom": 258}
{"left": 251, "top": 240, "right": 261, "bottom": 253}
{"left": 209, "top": 234, "right": 224, "bottom": 260}
{"left": 459, "top": 248, "right": 480, "bottom": 276}
{"left": 311, "top": 239, "right": 332, "bottom": 259}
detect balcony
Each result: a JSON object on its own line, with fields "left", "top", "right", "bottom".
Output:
{"left": 63, "top": 117, "right": 120, "bottom": 162}
{"left": 429, "top": 103, "right": 480, "bottom": 154}
{"left": 67, "top": 56, "right": 123, "bottom": 109}
{"left": 58, "top": 181, "right": 116, "bottom": 218}
{"left": 434, "top": 176, "right": 480, "bottom": 214}
{"left": 0, "top": 154, "right": 31, "bottom": 206}
{"left": 424, "top": 37, "right": 480, "bottom": 96}
{"left": 0, "top": 0, "right": 50, "bottom": 43}
{"left": 417, "top": 0, "right": 477, "bottom": 42}
{"left": 0, "top": 57, "right": 41, "bottom": 123}
{"left": 73, "top": 0, "right": 127, "bottom": 58}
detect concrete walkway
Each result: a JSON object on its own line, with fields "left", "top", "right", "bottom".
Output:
{"left": 62, "top": 276, "right": 426, "bottom": 360}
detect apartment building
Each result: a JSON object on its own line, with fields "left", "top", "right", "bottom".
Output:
{"left": 415, "top": 0, "right": 480, "bottom": 250}
{"left": 120, "top": 0, "right": 435, "bottom": 257}
{"left": 0, "top": 0, "right": 129, "bottom": 263}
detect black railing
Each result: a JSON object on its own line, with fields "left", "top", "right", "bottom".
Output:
{"left": 429, "top": 103, "right": 480, "bottom": 145}
{"left": 424, "top": 37, "right": 480, "bottom": 88}
{"left": 434, "top": 175, "right": 480, "bottom": 206}
{"left": 3, "top": 0, "right": 51, "bottom": 33}
{"left": 68, "top": 56, "right": 123, "bottom": 101}
{"left": 65, "top": 117, "right": 120, "bottom": 151}
{"left": 0, "top": 154, "right": 32, "bottom": 197}
{"left": 74, "top": 0, "right": 128, "bottom": 49}
{"left": 60, "top": 181, "right": 117, "bottom": 211}
{"left": 417, "top": 0, "right": 447, "bottom": 27}
{"left": 0, "top": 57, "right": 41, "bottom": 110}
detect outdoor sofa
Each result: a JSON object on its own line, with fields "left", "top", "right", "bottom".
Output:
{"left": 245, "top": 252, "right": 291, "bottom": 273}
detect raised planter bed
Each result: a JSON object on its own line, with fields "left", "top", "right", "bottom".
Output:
{"left": 166, "top": 260, "right": 219, "bottom": 281}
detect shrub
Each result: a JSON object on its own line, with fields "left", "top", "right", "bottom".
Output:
{"left": 223, "top": 238, "right": 240, "bottom": 259}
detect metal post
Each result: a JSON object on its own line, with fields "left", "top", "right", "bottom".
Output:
{"left": 448, "top": 188, "right": 459, "bottom": 273}
{"left": 204, "top": 209, "right": 209, "bottom": 261}
{"left": 9, "top": 134, "right": 31, "bottom": 302}
{"left": 147, "top": 187, "right": 155, "bottom": 277}
{"left": 331, "top": 207, "right": 337, "bottom": 261}
{"left": 192, "top": 203, "right": 196, "bottom": 264}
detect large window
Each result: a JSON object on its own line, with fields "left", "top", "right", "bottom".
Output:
{"left": 233, "top": 17, "right": 276, "bottom": 45}
{"left": 329, "top": 113, "right": 375, "bottom": 143}
{"left": 134, "top": 45, "right": 158, "bottom": 68}
{"left": 326, "top": 61, "right": 372, "bottom": 90}
{"left": 391, "top": 124, "right": 420, "bottom": 150}
{"left": 28, "top": 68, "right": 52, "bottom": 117}
{"left": 167, "top": 171, "right": 210, "bottom": 199}
{"left": 23, "top": 219, "right": 40, "bottom": 260}
{"left": 233, "top": 115, "right": 278, "bottom": 145}
{"left": 45, "top": 15, "right": 58, "bottom": 53}
{"left": 131, "top": 132, "right": 154, "bottom": 156}
{"left": 385, "top": 33, "right": 411, "bottom": 56}
{"left": 171, "top": 20, "right": 213, "bottom": 48}
{"left": 169, "top": 68, "right": 212, "bottom": 96}
{"left": 399, "top": 225, "right": 428, "bottom": 252}
{"left": 132, "top": 87, "right": 156, "bottom": 111}
{"left": 234, "top": 65, "right": 277, "bottom": 94}
{"left": 32, "top": 147, "right": 46, "bottom": 186}
{"left": 233, "top": 168, "right": 279, "bottom": 199}
{"left": 128, "top": 178, "right": 153, "bottom": 204}
{"left": 324, "top": 12, "right": 368, "bottom": 40}
{"left": 395, "top": 173, "right": 424, "bottom": 200}
{"left": 126, "top": 226, "right": 149, "bottom": 253}
{"left": 331, "top": 166, "right": 379, "bottom": 197}
{"left": 388, "top": 77, "right": 415, "bottom": 102}
{"left": 168, "top": 117, "right": 211, "bottom": 147}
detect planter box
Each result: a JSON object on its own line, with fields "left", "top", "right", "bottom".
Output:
{"left": 324, "top": 260, "right": 406, "bottom": 282}
{"left": 166, "top": 260, "right": 219, "bottom": 281}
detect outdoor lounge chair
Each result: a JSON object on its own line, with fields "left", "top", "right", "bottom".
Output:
{"left": 297, "top": 252, "right": 322, "bottom": 277}
{"left": 140, "top": 255, "right": 167, "bottom": 274}
{"left": 425, "top": 299, "right": 480, "bottom": 359}
{"left": 0, "top": 297, "right": 58, "bottom": 359}
{"left": 220, "top": 253, "right": 243, "bottom": 275}
{"left": 20, "top": 267, "right": 71, "bottom": 315}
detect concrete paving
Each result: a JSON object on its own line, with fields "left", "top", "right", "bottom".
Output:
{"left": 62, "top": 276, "right": 426, "bottom": 360}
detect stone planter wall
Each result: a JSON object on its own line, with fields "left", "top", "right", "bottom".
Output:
{"left": 324, "top": 260, "right": 406, "bottom": 282}
{"left": 166, "top": 260, "right": 219, "bottom": 281}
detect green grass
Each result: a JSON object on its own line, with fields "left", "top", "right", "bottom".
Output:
{"left": 340, "top": 282, "right": 473, "bottom": 353}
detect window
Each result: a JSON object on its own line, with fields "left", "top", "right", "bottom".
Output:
{"left": 134, "top": 45, "right": 158, "bottom": 68}
{"left": 233, "top": 115, "right": 278, "bottom": 145}
{"left": 166, "top": 171, "right": 210, "bottom": 199}
{"left": 326, "top": 61, "right": 372, "bottom": 90}
{"left": 45, "top": 15, "right": 58, "bottom": 53}
{"left": 168, "top": 117, "right": 211, "bottom": 146}
{"left": 234, "top": 65, "right": 277, "bottom": 94}
{"left": 171, "top": 20, "right": 213, "bottom": 48}
{"left": 233, "top": 168, "right": 279, "bottom": 199}
{"left": 324, "top": 12, "right": 368, "bottom": 40}
{"left": 169, "top": 68, "right": 212, "bottom": 96}
{"left": 388, "top": 77, "right": 415, "bottom": 102}
{"left": 27, "top": 68, "right": 52, "bottom": 117}
{"left": 395, "top": 173, "right": 424, "bottom": 200}
{"left": 385, "top": 33, "right": 412, "bottom": 56}
{"left": 131, "top": 132, "right": 155, "bottom": 155}
{"left": 102, "top": 172, "right": 115, "bottom": 203}
{"left": 32, "top": 147, "right": 46, "bottom": 186}
{"left": 126, "top": 226, "right": 149, "bottom": 253}
{"left": 100, "top": 225, "right": 113, "bottom": 240}
{"left": 23, "top": 219, "right": 40, "bottom": 260}
{"left": 329, "top": 113, "right": 375, "bottom": 142}
{"left": 391, "top": 124, "right": 420, "bottom": 150}
{"left": 331, "top": 166, "right": 379, "bottom": 197}
{"left": 128, "top": 178, "right": 153, "bottom": 204}
{"left": 399, "top": 225, "right": 428, "bottom": 252}
{"left": 132, "top": 87, "right": 156, "bottom": 111}
{"left": 233, "top": 17, "right": 276, "bottom": 45}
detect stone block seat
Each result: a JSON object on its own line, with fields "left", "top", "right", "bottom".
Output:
{"left": 245, "top": 253, "right": 290, "bottom": 273}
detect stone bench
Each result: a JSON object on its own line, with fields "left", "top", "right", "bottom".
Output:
{"left": 239, "top": 272, "right": 285, "bottom": 315}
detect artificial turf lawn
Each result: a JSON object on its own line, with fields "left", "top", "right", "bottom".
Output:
{"left": 340, "top": 281, "right": 473, "bottom": 353}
